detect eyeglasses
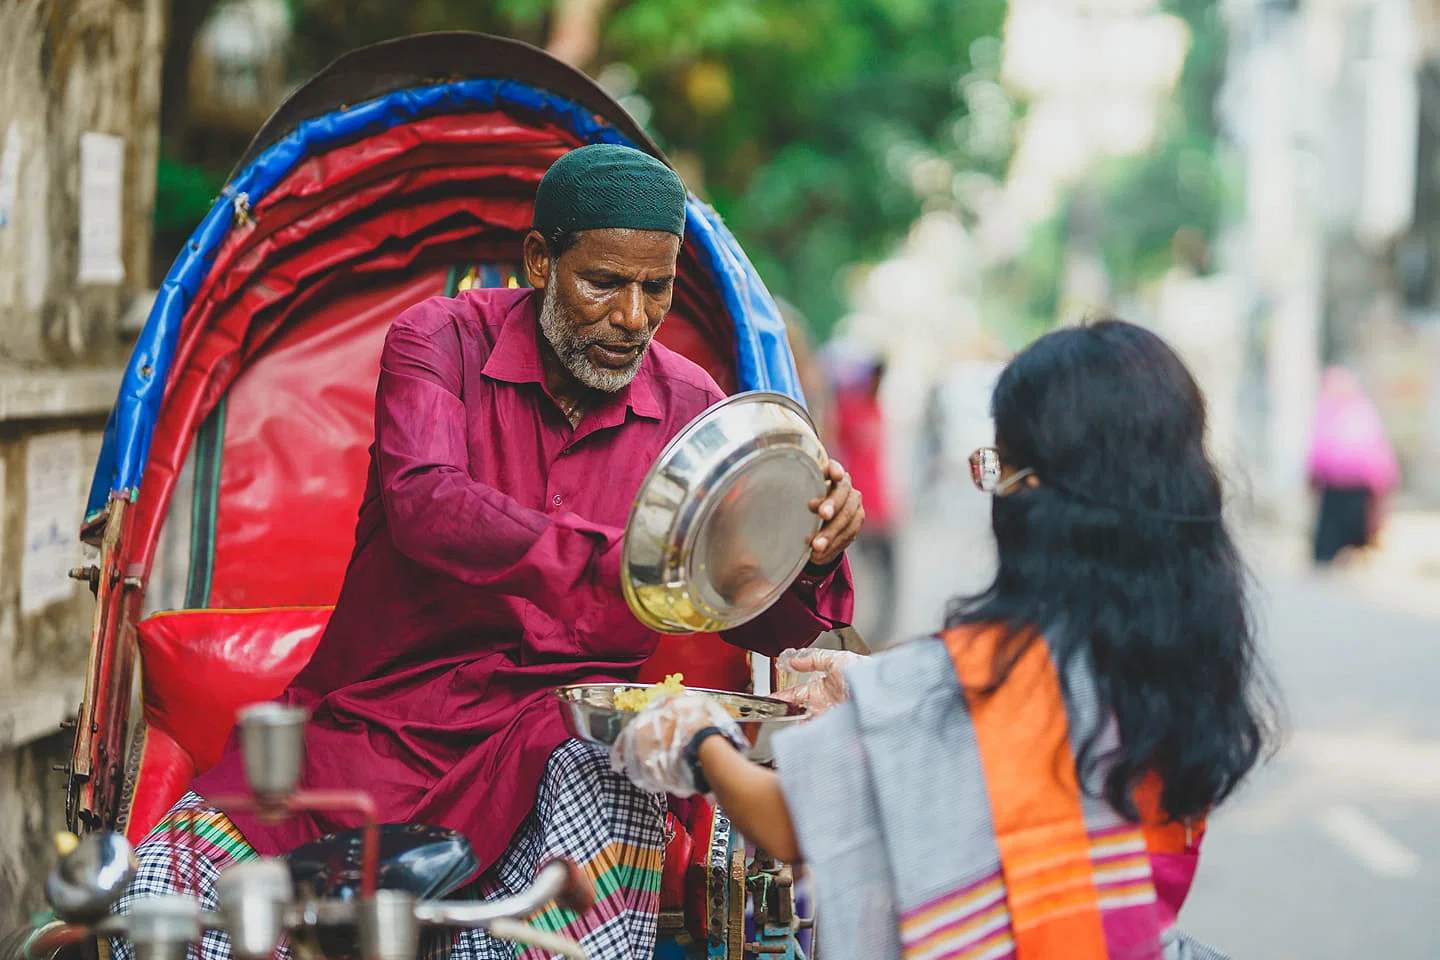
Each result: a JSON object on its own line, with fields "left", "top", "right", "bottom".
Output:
{"left": 969, "top": 447, "right": 1035, "bottom": 497}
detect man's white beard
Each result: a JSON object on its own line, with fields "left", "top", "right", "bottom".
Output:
{"left": 537, "top": 285, "right": 649, "bottom": 393}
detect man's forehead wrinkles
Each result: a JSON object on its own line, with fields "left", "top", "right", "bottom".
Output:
{"left": 579, "top": 256, "right": 676, "bottom": 281}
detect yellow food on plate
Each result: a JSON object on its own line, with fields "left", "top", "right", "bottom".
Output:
{"left": 631, "top": 584, "right": 718, "bottom": 630}
{"left": 613, "top": 673, "right": 686, "bottom": 711}
{"left": 611, "top": 674, "right": 748, "bottom": 720}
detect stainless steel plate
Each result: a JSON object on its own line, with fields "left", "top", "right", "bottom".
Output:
{"left": 621, "top": 392, "right": 827, "bottom": 633}
{"left": 554, "top": 683, "right": 806, "bottom": 749}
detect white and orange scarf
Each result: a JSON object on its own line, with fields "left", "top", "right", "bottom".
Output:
{"left": 771, "top": 626, "right": 1225, "bottom": 960}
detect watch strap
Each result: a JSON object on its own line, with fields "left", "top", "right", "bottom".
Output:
{"left": 683, "top": 726, "right": 727, "bottom": 795}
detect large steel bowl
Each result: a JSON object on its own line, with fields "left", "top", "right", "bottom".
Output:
{"left": 621, "top": 391, "right": 828, "bottom": 634}
{"left": 554, "top": 683, "right": 806, "bottom": 749}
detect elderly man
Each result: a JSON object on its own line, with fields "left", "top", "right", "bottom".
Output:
{"left": 114, "top": 144, "right": 858, "bottom": 960}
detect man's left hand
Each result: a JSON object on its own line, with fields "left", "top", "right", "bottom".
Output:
{"left": 807, "top": 459, "right": 864, "bottom": 567}
{"left": 774, "top": 648, "right": 863, "bottom": 717}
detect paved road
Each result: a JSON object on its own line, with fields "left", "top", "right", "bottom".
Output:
{"left": 858, "top": 489, "right": 1440, "bottom": 959}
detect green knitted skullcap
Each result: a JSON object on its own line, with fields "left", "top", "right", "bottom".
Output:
{"left": 533, "top": 144, "right": 686, "bottom": 239}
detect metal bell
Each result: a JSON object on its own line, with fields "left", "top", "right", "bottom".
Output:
{"left": 45, "top": 831, "right": 137, "bottom": 923}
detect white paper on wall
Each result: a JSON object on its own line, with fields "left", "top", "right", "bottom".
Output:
{"left": 22, "top": 431, "right": 83, "bottom": 615}
{"left": 78, "top": 132, "right": 125, "bottom": 285}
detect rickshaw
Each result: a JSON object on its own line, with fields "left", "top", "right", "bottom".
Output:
{"left": 48, "top": 32, "right": 814, "bottom": 960}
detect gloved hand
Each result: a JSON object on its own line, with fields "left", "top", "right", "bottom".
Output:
{"left": 773, "top": 648, "right": 863, "bottom": 717}
{"left": 611, "top": 693, "right": 747, "bottom": 796}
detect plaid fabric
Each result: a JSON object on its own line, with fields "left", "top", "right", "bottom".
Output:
{"left": 110, "top": 792, "right": 267, "bottom": 960}
{"left": 452, "top": 739, "right": 667, "bottom": 960}
{"left": 110, "top": 741, "right": 664, "bottom": 960}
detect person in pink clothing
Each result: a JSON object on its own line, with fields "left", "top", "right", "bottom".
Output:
{"left": 1308, "top": 366, "right": 1400, "bottom": 566}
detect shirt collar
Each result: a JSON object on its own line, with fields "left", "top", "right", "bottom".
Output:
{"left": 481, "top": 290, "right": 663, "bottom": 423}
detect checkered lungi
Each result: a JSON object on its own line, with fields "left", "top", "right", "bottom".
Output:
{"left": 110, "top": 740, "right": 666, "bottom": 960}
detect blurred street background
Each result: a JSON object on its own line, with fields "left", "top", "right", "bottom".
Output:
{"left": 2, "top": 0, "right": 1439, "bottom": 954}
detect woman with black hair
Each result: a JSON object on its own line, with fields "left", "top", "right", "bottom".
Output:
{"left": 613, "top": 319, "right": 1275, "bottom": 960}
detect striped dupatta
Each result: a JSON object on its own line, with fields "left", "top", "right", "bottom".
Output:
{"left": 772, "top": 628, "right": 1217, "bottom": 960}
{"left": 909, "top": 626, "right": 1206, "bottom": 960}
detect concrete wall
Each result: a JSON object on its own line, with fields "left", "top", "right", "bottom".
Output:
{"left": 0, "top": 0, "right": 165, "bottom": 363}
{"left": 0, "top": 0, "right": 166, "bottom": 928}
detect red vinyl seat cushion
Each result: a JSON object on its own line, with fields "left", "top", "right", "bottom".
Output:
{"left": 121, "top": 725, "right": 197, "bottom": 844}
{"left": 137, "top": 606, "right": 332, "bottom": 774}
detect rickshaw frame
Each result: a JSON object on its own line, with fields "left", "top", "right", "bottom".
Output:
{"left": 69, "top": 32, "right": 803, "bottom": 833}
{"left": 59, "top": 31, "right": 812, "bottom": 960}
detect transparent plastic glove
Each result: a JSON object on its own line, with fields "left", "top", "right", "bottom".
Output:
{"left": 773, "top": 648, "right": 864, "bottom": 717}
{"left": 611, "top": 693, "right": 747, "bottom": 796}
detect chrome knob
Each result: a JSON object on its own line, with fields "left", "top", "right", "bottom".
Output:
{"left": 358, "top": 891, "right": 419, "bottom": 960}
{"left": 236, "top": 703, "right": 308, "bottom": 801}
{"left": 127, "top": 895, "right": 201, "bottom": 960}
{"left": 216, "top": 858, "right": 294, "bottom": 960}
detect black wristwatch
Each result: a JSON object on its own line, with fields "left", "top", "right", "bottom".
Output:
{"left": 683, "top": 726, "right": 729, "bottom": 795}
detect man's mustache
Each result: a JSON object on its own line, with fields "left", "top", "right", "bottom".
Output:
{"left": 584, "top": 333, "right": 651, "bottom": 350}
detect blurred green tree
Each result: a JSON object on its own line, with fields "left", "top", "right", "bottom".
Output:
{"left": 1092, "top": 0, "right": 1232, "bottom": 289}
{"left": 271, "top": 0, "right": 1007, "bottom": 338}
{"left": 1001, "top": 0, "right": 1233, "bottom": 330}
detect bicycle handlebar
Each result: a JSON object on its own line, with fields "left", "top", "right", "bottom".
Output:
{"left": 415, "top": 860, "right": 593, "bottom": 927}
{"left": 42, "top": 859, "right": 595, "bottom": 960}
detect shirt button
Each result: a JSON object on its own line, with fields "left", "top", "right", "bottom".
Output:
{"left": 552, "top": 495, "right": 563, "bottom": 506}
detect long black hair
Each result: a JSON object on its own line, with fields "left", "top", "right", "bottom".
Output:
{"left": 946, "top": 319, "right": 1275, "bottom": 823}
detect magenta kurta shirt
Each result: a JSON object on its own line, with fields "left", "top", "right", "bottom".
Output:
{"left": 191, "top": 288, "right": 854, "bottom": 870}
